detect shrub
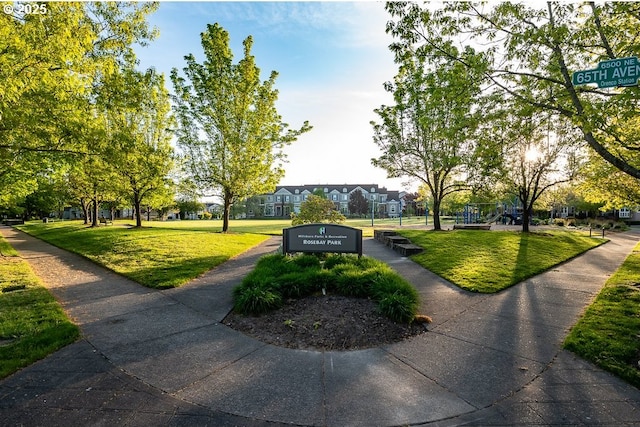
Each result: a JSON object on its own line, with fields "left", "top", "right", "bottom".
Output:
{"left": 232, "top": 253, "right": 420, "bottom": 323}
{"left": 306, "top": 269, "right": 335, "bottom": 292}
{"left": 292, "top": 254, "right": 321, "bottom": 269}
{"left": 233, "top": 283, "right": 282, "bottom": 315}
{"left": 377, "top": 291, "right": 419, "bottom": 323}
{"left": 323, "top": 254, "right": 350, "bottom": 269}
{"left": 276, "top": 271, "right": 317, "bottom": 298}
{"left": 335, "top": 269, "right": 373, "bottom": 297}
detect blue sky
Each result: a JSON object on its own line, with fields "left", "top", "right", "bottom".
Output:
{"left": 134, "top": 1, "right": 412, "bottom": 192}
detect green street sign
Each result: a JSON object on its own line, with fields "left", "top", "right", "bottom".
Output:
{"left": 572, "top": 56, "right": 640, "bottom": 88}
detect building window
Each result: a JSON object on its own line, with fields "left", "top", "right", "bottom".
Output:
{"left": 267, "top": 196, "right": 273, "bottom": 202}
{"left": 342, "top": 195, "right": 348, "bottom": 201}
{"left": 332, "top": 194, "right": 338, "bottom": 201}
{"left": 294, "top": 195, "right": 300, "bottom": 202}
{"left": 295, "top": 189, "right": 299, "bottom": 194}
{"left": 285, "top": 196, "right": 290, "bottom": 202}
{"left": 343, "top": 187, "right": 347, "bottom": 193}
{"left": 276, "top": 196, "right": 281, "bottom": 202}
{"left": 371, "top": 187, "right": 376, "bottom": 193}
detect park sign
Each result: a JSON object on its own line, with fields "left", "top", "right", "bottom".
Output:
{"left": 572, "top": 56, "right": 640, "bottom": 89}
{"left": 283, "top": 223, "right": 362, "bottom": 257}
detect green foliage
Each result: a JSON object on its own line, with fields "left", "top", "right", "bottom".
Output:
{"left": 377, "top": 291, "right": 419, "bottom": 324}
{"left": 233, "top": 254, "right": 419, "bottom": 323}
{"left": 233, "top": 284, "right": 282, "bottom": 315}
{"left": 372, "top": 29, "right": 489, "bottom": 230}
{"left": 171, "top": 23, "right": 311, "bottom": 232}
{"left": 384, "top": 2, "right": 640, "bottom": 187}
{"left": 97, "top": 67, "right": 176, "bottom": 227}
{"left": 0, "top": 236, "right": 79, "bottom": 379}
{"left": 565, "top": 242, "right": 640, "bottom": 388}
{"left": 0, "top": 2, "right": 158, "bottom": 208}
{"left": 290, "top": 194, "right": 346, "bottom": 225}
{"left": 399, "top": 229, "right": 604, "bottom": 293}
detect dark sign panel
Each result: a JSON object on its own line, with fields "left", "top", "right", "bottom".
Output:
{"left": 283, "top": 223, "right": 362, "bottom": 256}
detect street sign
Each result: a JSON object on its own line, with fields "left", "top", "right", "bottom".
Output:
{"left": 572, "top": 56, "right": 640, "bottom": 88}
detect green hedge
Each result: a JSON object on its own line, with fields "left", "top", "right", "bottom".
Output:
{"left": 233, "top": 254, "right": 419, "bottom": 323}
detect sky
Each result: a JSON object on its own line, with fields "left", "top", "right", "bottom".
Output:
{"left": 134, "top": 1, "right": 413, "bottom": 193}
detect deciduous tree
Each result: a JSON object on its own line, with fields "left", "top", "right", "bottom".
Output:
{"left": 0, "top": 2, "right": 158, "bottom": 206}
{"left": 348, "top": 190, "right": 369, "bottom": 217}
{"left": 291, "top": 194, "right": 346, "bottom": 225}
{"left": 372, "top": 41, "right": 487, "bottom": 230}
{"left": 384, "top": 2, "right": 640, "bottom": 181}
{"left": 171, "top": 23, "right": 311, "bottom": 232}
{"left": 98, "top": 67, "right": 175, "bottom": 227}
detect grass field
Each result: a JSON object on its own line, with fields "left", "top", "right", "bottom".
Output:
{"left": 18, "top": 221, "right": 269, "bottom": 289}
{"left": 0, "top": 235, "right": 79, "bottom": 379}
{"left": 564, "top": 242, "right": 640, "bottom": 388}
{"left": 148, "top": 216, "right": 433, "bottom": 237}
{"left": 398, "top": 229, "right": 605, "bottom": 293}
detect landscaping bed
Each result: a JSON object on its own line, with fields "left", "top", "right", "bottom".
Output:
{"left": 226, "top": 253, "right": 428, "bottom": 350}
{"left": 224, "top": 294, "right": 427, "bottom": 351}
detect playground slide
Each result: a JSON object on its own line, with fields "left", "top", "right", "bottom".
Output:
{"left": 486, "top": 213, "right": 502, "bottom": 224}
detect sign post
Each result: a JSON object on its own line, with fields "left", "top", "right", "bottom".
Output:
{"left": 572, "top": 56, "right": 640, "bottom": 88}
{"left": 283, "top": 223, "right": 362, "bottom": 257}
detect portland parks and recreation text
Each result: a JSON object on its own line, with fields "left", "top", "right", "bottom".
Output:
{"left": 572, "top": 56, "right": 640, "bottom": 89}
{"left": 283, "top": 223, "right": 362, "bottom": 257}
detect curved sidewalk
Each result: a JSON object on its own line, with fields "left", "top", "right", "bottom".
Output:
{"left": 2, "top": 226, "right": 640, "bottom": 426}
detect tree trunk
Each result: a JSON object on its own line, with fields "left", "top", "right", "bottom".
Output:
{"left": 432, "top": 198, "right": 442, "bottom": 231}
{"left": 134, "top": 193, "right": 142, "bottom": 228}
{"left": 92, "top": 197, "right": 99, "bottom": 227}
{"left": 222, "top": 191, "right": 233, "bottom": 233}
{"left": 81, "top": 198, "right": 90, "bottom": 224}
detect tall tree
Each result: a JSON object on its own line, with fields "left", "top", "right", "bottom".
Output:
{"left": 0, "top": 2, "right": 158, "bottom": 206}
{"left": 348, "top": 189, "right": 369, "bottom": 217}
{"left": 171, "top": 23, "right": 311, "bottom": 232}
{"left": 372, "top": 43, "right": 487, "bottom": 230}
{"left": 493, "top": 108, "right": 581, "bottom": 232}
{"left": 384, "top": 2, "right": 640, "bottom": 180}
{"left": 99, "top": 67, "right": 175, "bottom": 227}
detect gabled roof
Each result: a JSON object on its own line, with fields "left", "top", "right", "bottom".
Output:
{"left": 274, "top": 184, "right": 387, "bottom": 195}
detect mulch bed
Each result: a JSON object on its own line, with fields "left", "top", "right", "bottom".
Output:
{"left": 223, "top": 294, "right": 428, "bottom": 351}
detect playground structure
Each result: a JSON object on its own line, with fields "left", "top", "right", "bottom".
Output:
{"left": 457, "top": 199, "right": 524, "bottom": 225}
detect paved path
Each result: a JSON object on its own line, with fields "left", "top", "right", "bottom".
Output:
{"left": 2, "top": 225, "right": 640, "bottom": 426}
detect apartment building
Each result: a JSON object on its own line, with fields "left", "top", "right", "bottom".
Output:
{"left": 257, "top": 184, "right": 404, "bottom": 218}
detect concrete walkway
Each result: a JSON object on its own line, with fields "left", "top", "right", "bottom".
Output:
{"left": 2, "top": 225, "right": 640, "bottom": 426}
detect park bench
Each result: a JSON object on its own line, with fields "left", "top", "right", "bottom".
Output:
{"left": 453, "top": 224, "right": 491, "bottom": 230}
{"left": 2, "top": 219, "right": 24, "bottom": 226}
{"left": 99, "top": 217, "right": 113, "bottom": 226}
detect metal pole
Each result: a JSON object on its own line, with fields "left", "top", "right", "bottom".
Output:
{"left": 371, "top": 200, "right": 374, "bottom": 227}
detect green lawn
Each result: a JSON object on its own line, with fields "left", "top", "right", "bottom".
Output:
{"left": 564, "top": 242, "right": 640, "bottom": 388}
{"left": 18, "top": 221, "right": 269, "bottom": 289}
{"left": 398, "top": 229, "right": 605, "bottom": 293}
{"left": 0, "top": 235, "right": 79, "bottom": 379}
{"left": 148, "top": 216, "right": 432, "bottom": 237}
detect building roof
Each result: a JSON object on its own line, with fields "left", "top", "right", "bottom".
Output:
{"left": 273, "top": 184, "right": 389, "bottom": 195}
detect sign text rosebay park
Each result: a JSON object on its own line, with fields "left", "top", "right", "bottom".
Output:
{"left": 572, "top": 56, "right": 640, "bottom": 88}
{"left": 283, "top": 223, "right": 363, "bottom": 257}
